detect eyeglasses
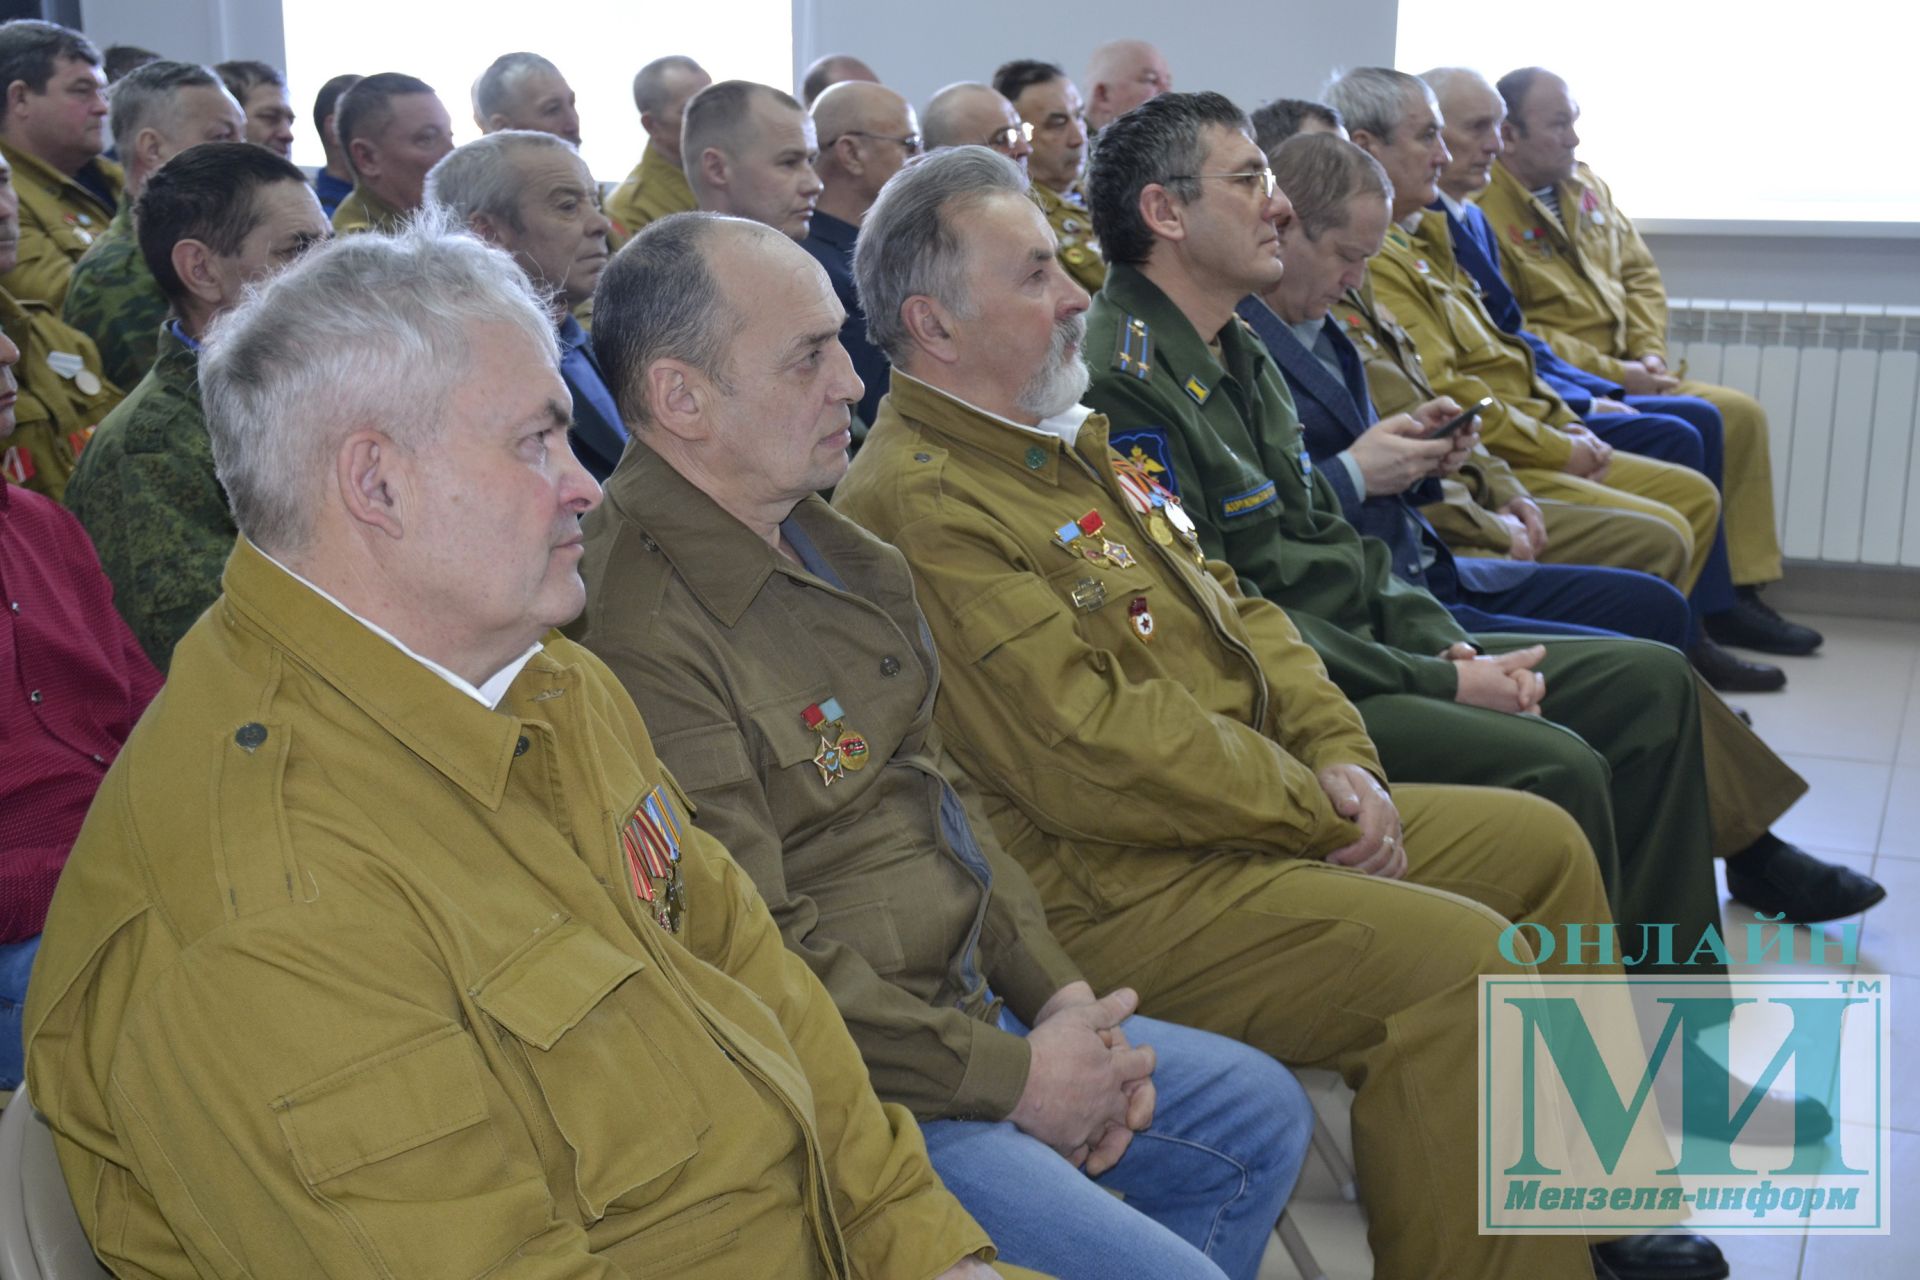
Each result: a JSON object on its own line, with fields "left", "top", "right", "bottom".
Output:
{"left": 1167, "top": 168, "right": 1279, "bottom": 198}
{"left": 830, "top": 130, "right": 924, "bottom": 154}
{"left": 983, "top": 120, "right": 1036, "bottom": 150}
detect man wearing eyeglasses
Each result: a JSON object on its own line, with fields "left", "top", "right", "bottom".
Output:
{"left": 992, "top": 60, "right": 1104, "bottom": 291}
{"left": 805, "top": 80, "right": 919, "bottom": 431}
{"left": 924, "top": 81, "right": 1033, "bottom": 165}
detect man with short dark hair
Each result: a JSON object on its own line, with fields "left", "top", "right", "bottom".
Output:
{"left": 805, "top": 80, "right": 918, "bottom": 429}
{"left": 332, "top": 71, "right": 452, "bottom": 233}
{"left": 800, "top": 52, "right": 878, "bottom": 107}
{"left": 0, "top": 321, "right": 160, "bottom": 1093}
{"left": 429, "top": 132, "right": 623, "bottom": 480}
{"left": 310, "top": 71, "right": 360, "bottom": 217}
{"left": 576, "top": 209, "right": 1309, "bottom": 1280}
{"left": 102, "top": 45, "right": 159, "bottom": 85}
{"left": 215, "top": 58, "right": 294, "bottom": 157}
{"left": 65, "top": 142, "right": 327, "bottom": 671}
{"left": 684, "top": 79, "right": 822, "bottom": 241}
{"left": 63, "top": 60, "right": 243, "bottom": 391}
{"left": 0, "top": 19, "right": 120, "bottom": 309}
{"left": 1080, "top": 40, "right": 1170, "bottom": 135}
{"left": 606, "top": 54, "right": 708, "bottom": 236}
{"left": 1249, "top": 98, "right": 1344, "bottom": 154}
{"left": 471, "top": 51, "right": 579, "bottom": 145}
{"left": 993, "top": 60, "right": 1102, "bottom": 291}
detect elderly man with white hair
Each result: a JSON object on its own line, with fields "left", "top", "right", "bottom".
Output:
{"left": 427, "top": 129, "right": 624, "bottom": 479}
{"left": 1080, "top": 39, "right": 1170, "bottom": 134}
{"left": 25, "top": 220, "right": 1004, "bottom": 1280}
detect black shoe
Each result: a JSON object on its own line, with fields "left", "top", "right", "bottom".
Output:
{"left": 1593, "top": 1235, "right": 1728, "bottom": 1280}
{"left": 1705, "top": 588, "right": 1824, "bottom": 655}
{"left": 1726, "top": 834, "right": 1887, "bottom": 923}
{"left": 1690, "top": 638, "right": 1785, "bottom": 692}
{"left": 1664, "top": 1038, "right": 1834, "bottom": 1145}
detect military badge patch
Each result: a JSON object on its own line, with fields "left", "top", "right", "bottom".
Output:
{"left": 1219, "top": 479, "right": 1279, "bottom": 519}
{"left": 1109, "top": 428, "right": 1180, "bottom": 498}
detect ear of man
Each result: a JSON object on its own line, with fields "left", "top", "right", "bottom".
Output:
{"left": 338, "top": 432, "right": 406, "bottom": 540}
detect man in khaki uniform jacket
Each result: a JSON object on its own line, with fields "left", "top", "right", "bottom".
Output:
{"left": 0, "top": 152, "right": 121, "bottom": 499}
{"left": 25, "top": 221, "right": 1005, "bottom": 1280}
{"left": 1479, "top": 70, "right": 1787, "bottom": 609}
{"left": 0, "top": 20, "right": 121, "bottom": 311}
{"left": 835, "top": 145, "right": 1615, "bottom": 1280}
{"left": 994, "top": 60, "right": 1105, "bottom": 291}
{"left": 573, "top": 214, "right": 1308, "bottom": 1280}
{"left": 606, "top": 54, "right": 708, "bottom": 237}
{"left": 329, "top": 72, "right": 452, "bottom": 235}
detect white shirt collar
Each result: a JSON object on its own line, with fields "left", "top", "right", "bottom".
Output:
{"left": 258, "top": 543, "right": 542, "bottom": 710}
{"left": 1437, "top": 189, "right": 1468, "bottom": 219}
{"left": 895, "top": 369, "right": 1094, "bottom": 446}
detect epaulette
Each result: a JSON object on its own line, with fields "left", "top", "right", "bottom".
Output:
{"left": 1112, "top": 314, "right": 1152, "bottom": 380}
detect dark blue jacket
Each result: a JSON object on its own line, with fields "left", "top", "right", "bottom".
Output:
{"left": 800, "top": 211, "right": 890, "bottom": 430}
{"left": 1236, "top": 296, "right": 1532, "bottom": 597}
{"left": 559, "top": 315, "right": 629, "bottom": 483}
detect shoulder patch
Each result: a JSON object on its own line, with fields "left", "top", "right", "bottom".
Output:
{"left": 1219, "top": 478, "right": 1279, "bottom": 520}
{"left": 1112, "top": 315, "right": 1153, "bottom": 380}
{"left": 1108, "top": 427, "right": 1179, "bottom": 498}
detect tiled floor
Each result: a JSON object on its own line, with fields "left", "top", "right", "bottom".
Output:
{"left": 1257, "top": 613, "right": 1920, "bottom": 1279}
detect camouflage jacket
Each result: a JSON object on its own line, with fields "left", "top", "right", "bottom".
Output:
{"left": 0, "top": 287, "right": 124, "bottom": 501}
{"left": 62, "top": 205, "right": 168, "bottom": 392}
{"left": 64, "top": 324, "right": 230, "bottom": 672}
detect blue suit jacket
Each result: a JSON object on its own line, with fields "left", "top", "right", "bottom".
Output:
{"left": 1237, "top": 296, "right": 1533, "bottom": 596}
{"left": 1435, "top": 201, "right": 1621, "bottom": 415}
{"left": 558, "top": 315, "right": 629, "bottom": 483}
{"left": 800, "top": 211, "right": 890, "bottom": 430}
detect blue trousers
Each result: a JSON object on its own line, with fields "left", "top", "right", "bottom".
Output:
{"left": 1586, "top": 406, "right": 1739, "bottom": 624}
{"left": 1446, "top": 561, "right": 1693, "bottom": 650}
{"left": 0, "top": 935, "right": 40, "bottom": 1090}
{"left": 920, "top": 1012, "right": 1309, "bottom": 1280}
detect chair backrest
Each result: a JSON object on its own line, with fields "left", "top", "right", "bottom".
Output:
{"left": 0, "top": 1092, "right": 112, "bottom": 1280}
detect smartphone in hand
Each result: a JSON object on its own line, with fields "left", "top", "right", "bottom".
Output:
{"left": 1424, "top": 396, "right": 1495, "bottom": 440}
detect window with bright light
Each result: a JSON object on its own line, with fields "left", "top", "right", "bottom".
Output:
{"left": 1395, "top": 1, "right": 1920, "bottom": 225}
{"left": 281, "top": 0, "right": 792, "bottom": 183}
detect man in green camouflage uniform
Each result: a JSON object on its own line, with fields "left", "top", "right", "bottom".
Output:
{"left": 62, "top": 61, "right": 242, "bottom": 391}
{"left": 66, "top": 143, "right": 326, "bottom": 669}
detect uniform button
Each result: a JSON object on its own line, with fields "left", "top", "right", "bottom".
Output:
{"left": 641, "top": 536, "right": 659, "bottom": 552}
{"left": 913, "top": 452, "right": 931, "bottom": 463}
{"left": 234, "top": 722, "right": 267, "bottom": 749}
{"left": 514, "top": 735, "right": 531, "bottom": 757}
{"left": 90, "top": 753, "right": 105, "bottom": 764}
{"left": 8, "top": 601, "right": 18, "bottom": 612}
{"left": 28, "top": 689, "right": 42, "bottom": 704}
{"left": 880, "top": 655, "right": 901, "bottom": 677}
{"left": 1025, "top": 446, "right": 1046, "bottom": 470}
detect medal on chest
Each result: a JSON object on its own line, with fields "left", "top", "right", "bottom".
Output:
{"left": 621, "top": 785, "right": 687, "bottom": 933}
{"left": 1112, "top": 457, "right": 1203, "bottom": 564}
{"left": 801, "top": 696, "right": 869, "bottom": 786}
{"left": 1053, "top": 508, "right": 1136, "bottom": 569}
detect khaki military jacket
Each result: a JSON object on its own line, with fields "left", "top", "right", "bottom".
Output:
{"left": 606, "top": 142, "right": 696, "bottom": 238}
{"left": 0, "top": 140, "right": 120, "bottom": 311}
{"left": 65, "top": 325, "right": 228, "bottom": 672}
{"left": 25, "top": 538, "right": 991, "bottom": 1280}
{"left": 1475, "top": 161, "right": 1668, "bottom": 380}
{"left": 833, "top": 372, "right": 1380, "bottom": 920}
{"left": 61, "top": 204, "right": 168, "bottom": 391}
{"left": 1368, "top": 210, "right": 1582, "bottom": 473}
{"left": 1031, "top": 180, "right": 1106, "bottom": 292}
{"left": 331, "top": 183, "right": 405, "bottom": 235}
{"left": 1335, "top": 279, "right": 1535, "bottom": 556}
{"left": 575, "top": 440, "right": 1083, "bottom": 1122}
{"left": 0, "top": 286, "right": 124, "bottom": 501}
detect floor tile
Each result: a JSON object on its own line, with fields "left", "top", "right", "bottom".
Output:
{"left": 1876, "top": 767, "right": 1920, "bottom": 860}
{"left": 1796, "top": 1127, "right": 1915, "bottom": 1278}
{"left": 1850, "top": 855, "right": 1920, "bottom": 977}
{"left": 1768, "top": 757, "right": 1892, "bottom": 856}
{"left": 1707, "top": 1228, "right": 1808, "bottom": 1280}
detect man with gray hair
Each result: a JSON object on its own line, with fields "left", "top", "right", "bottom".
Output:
{"left": 800, "top": 52, "right": 878, "bottom": 108}
{"left": 471, "top": 51, "right": 580, "bottom": 146}
{"left": 804, "top": 81, "right": 920, "bottom": 428}
{"left": 62, "top": 60, "right": 243, "bottom": 390}
{"left": 922, "top": 82, "right": 1033, "bottom": 164}
{"left": 573, "top": 206, "right": 1309, "bottom": 1280}
{"left": 606, "top": 53, "right": 708, "bottom": 236}
{"left": 0, "top": 19, "right": 119, "bottom": 309}
{"left": 834, "top": 142, "right": 1616, "bottom": 1280}
{"left": 428, "top": 130, "right": 624, "bottom": 479}
{"left": 26, "top": 219, "right": 1000, "bottom": 1280}
{"left": 683, "top": 79, "right": 822, "bottom": 241}
{"left": 1081, "top": 40, "right": 1171, "bottom": 134}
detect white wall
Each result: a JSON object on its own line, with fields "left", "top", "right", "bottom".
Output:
{"left": 790, "top": 0, "right": 1395, "bottom": 127}
{"left": 81, "top": 0, "right": 284, "bottom": 70}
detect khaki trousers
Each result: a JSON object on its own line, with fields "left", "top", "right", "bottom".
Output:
{"left": 1522, "top": 453, "right": 1721, "bottom": 595}
{"left": 1039, "top": 785, "right": 1606, "bottom": 1280}
{"left": 1676, "top": 380, "right": 1785, "bottom": 586}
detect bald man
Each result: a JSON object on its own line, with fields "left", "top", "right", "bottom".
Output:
{"left": 801, "top": 52, "right": 878, "bottom": 108}
{"left": 806, "top": 80, "right": 918, "bottom": 429}
{"left": 606, "top": 55, "right": 709, "bottom": 237}
{"left": 923, "top": 82, "right": 1033, "bottom": 166}
{"left": 683, "top": 80, "right": 822, "bottom": 241}
{"left": 1082, "top": 39, "right": 1171, "bottom": 133}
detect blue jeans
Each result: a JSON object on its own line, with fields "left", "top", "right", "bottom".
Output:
{"left": 920, "top": 1012, "right": 1309, "bottom": 1280}
{"left": 0, "top": 935, "right": 41, "bottom": 1090}
{"left": 1449, "top": 561, "right": 1694, "bottom": 649}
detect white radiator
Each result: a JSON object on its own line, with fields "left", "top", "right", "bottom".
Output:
{"left": 1667, "top": 300, "right": 1920, "bottom": 568}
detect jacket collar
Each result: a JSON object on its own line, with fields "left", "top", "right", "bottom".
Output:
{"left": 0, "top": 139, "right": 116, "bottom": 217}
{"left": 218, "top": 538, "right": 558, "bottom": 809}
{"left": 886, "top": 368, "right": 1117, "bottom": 489}
{"left": 807, "top": 209, "right": 858, "bottom": 253}
{"left": 1100, "top": 260, "right": 1266, "bottom": 395}
{"left": 151, "top": 321, "right": 199, "bottom": 393}
{"left": 1239, "top": 295, "right": 1369, "bottom": 437}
